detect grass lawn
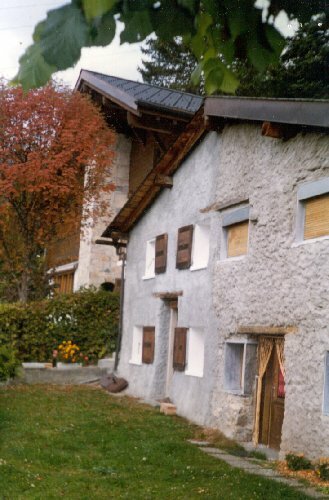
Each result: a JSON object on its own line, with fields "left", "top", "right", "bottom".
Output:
{"left": 0, "top": 385, "right": 310, "bottom": 499}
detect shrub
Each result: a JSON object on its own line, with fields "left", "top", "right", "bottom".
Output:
{"left": 0, "top": 289, "right": 119, "bottom": 363}
{"left": 317, "top": 459, "right": 329, "bottom": 481}
{"left": 285, "top": 453, "right": 313, "bottom": 471}
{"left": 0, "top": 345, "right": 19, "bottom": 381}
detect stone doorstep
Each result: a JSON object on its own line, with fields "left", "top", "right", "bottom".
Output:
{"left": 199, "top": 447, "right": 326, "bottom": 499}
{"left": 160, "top": 402, "right": 177, "bottom": 416}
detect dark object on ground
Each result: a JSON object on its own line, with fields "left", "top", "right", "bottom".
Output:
{"left": 100, "top": 373, "right": 128, "bottom": 393}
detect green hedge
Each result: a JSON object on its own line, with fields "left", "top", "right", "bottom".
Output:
{"left": 0, "top": 289, "right": 119, "bottom": 363}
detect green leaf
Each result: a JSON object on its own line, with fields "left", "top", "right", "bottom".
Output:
{"left": 190, "top": 61, "right": 203, "bottom": 86}
{"left": 190, "top": 33, "right": 205, "bottom": 59}
{"left": 13, "top": 43, "right": 56, "bottom": 90}
{"left": 196, "top": 12, "right": 213, "bottom": 36}
{"left": 82, "top": 0, "right": 118, "bottom": 21}
{"left": 90, "top": 12, "right": 116, "bottom": 46}
{"left": 151, "top": 1, "right": 194, "bottom": 41}
{"left": 120, "top": 10, "right": 153, "bottom": 43}
{"left": 219, "top": 67, "right": 239, "bottom": 93}
{"left": 265, "top": 24, "right": 285, "bottom": 56}
{"left": 39, "top": 5, "right": 89, "bottom": 71}
{"left": 205, "top": 66, "right": 224, "bottom": 95}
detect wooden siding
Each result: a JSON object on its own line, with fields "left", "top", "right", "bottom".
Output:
{"left": 227, "top": 221, "right": 249, "bottom": 258}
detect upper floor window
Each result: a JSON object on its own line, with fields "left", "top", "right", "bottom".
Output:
{"left": 143, "top": 233, "right": 168, "bottom": 279}
{"left": 221, "top": 206, "right": 250, "bottom": 259}
{"left": 297, "top": 177, "right": 329, "bottom": 242}
{"left": 191, "top": 224, "right": 210, "bottom": 271}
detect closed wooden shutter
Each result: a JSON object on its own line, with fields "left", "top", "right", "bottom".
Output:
{"left": 176, "top": 225, "right": 193, "bottom": 269}
{"left": 227, "top": 221, "right": 249, "bottom": 257}
{"left": 304, "top": 194, "right": 329, "bottom": 240}
{"left": 173, "top": 328, "right": 187, "bottom": 371}
{"left": 142, "top": 327, "right": 155, "bottom": 364}
{"left": 54, "top": 271, "right": 74, "bottom": 294}
{"left": 155, "top": 233, "right": 168, "bottom": 274}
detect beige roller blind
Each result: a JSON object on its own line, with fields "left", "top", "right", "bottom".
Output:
{"left": 304, "top": 194, "right": 329, "bottom": 240}
{"left": 227, "top": 221, "right": 249, "bottom": 257}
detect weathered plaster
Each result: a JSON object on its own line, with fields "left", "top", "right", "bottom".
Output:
{"left": 211, "top": 125, "right": 329, "bottom": 458}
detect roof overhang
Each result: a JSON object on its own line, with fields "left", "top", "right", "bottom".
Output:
{"left": 102, "top": 108, "right": 206, "bottom": 241}
{"left": 205, "top": 97, "right": 329, "bottom": 128}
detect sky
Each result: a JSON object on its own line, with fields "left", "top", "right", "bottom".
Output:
{"left": 0, "top": 0, "right": 298, "bottom": 89}
{"left": 0, "top": 0, "right": 144, "bottom": 88}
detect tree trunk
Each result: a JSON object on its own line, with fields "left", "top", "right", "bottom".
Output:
{"left": 18, "top": 270, "right": 28, "bottom": 303}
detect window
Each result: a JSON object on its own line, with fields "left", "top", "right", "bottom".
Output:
{"left": 176, "top": 225, "right": 194, "bottom": 269}
{"left": 224, "top": 341, "right": 257, "bottom": 395}
{"left": 185, "top": 328, "right": 204, "bottom": 377}
{"left": 221, "top": 207, "right": 250, "bottom": 259}
{"left": 130, "top": 326, "right": 143, "bottom": 364}
{"left": 191, "top": 224, "right": 210, "bottom": 270}
{"left": 130, "top": 326, "right": 155, "bottom": 365}
{"left": 323, "top": 352, "right": 329, "bottom": 416}
{"left": 297, "top": 177, "right": 329, "bottom": 242}
{"left": 143, "top": 239, "right": 156, "bottom": 279}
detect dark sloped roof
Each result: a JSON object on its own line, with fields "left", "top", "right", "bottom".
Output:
{"left": 77, "top": 70, "right": 203, "bottom": 116}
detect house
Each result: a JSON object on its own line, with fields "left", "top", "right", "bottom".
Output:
{"left": 46, "top": 70, "right": 202, "bottom": 294}
{"left": 103, "top": 96, "right": 329, "bottom": 459}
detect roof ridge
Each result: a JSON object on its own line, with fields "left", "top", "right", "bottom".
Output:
{"left": 82, "top": 69, "right": 202, "bottom": 99}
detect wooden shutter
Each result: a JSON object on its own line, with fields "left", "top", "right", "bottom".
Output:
{"left": 155, "top": 233, "right": 168, "bottom": 274}
{"left": 142, "top": 327, "right": 155, "bottom": 364}
{"left": 173, "top": 328, "right": 187, "bottom": 371}
{"left": 227, "top": 221, "right": 249, "bottom": 257}
{"left": 54, "top": 271, "right": 74, "bottom": 294}
{"left": 176, "top": 225, "right": 193, "bottom": 269}
{"left": 304, "top": 194, "right": 329, "bottom": 240}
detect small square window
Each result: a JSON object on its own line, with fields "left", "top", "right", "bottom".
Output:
{"left": 191, "top": 224, "right": 210, "bottom": 271}
{"left": 303, "top": 194, "right": 329, "bottom": 240}
{"left": 221, "top": 206, "right": 249, "bottom": 259}
{"left": 143, "top": 239, "right": 155, "bottom": 279}
{"left": 297, "top": 178, "right": 329, "bottom": 242}
{"left": 224, "top": 341, "right": 257, "bottom": 395}
{"left": 227, "top": 221, "right": 249, "bottom": 258}
{"left": 323, "top": 352, "right": 329, "bottom": 416}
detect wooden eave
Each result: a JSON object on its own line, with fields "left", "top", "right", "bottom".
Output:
{"left": 102, "top": 108, "right": 206, "bottom": 238}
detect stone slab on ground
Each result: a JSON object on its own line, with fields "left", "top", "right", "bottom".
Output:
{"left": 23, "top": 366, "right": 108, "bottom": 385}
{"left": 199, "top": 446, "right": 326, "bottom": 499}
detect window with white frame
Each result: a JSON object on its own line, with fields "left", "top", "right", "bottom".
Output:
{"left": 130, "top": 326, "right": 143, "bottom": 364}
{"left": 143, "top": 239, "right": 156, "bottom": 279}
{"left": 185, "top": 328, "right": 205, "bottom": 377}
{"left": 297, "top": 177, "right": 329, "bottom": 242}
{"left": 191, "top": 224, "right": 210, "bottom": 270}
{"left": 323, "top": 351, "right": 329, "bottom": 416}
{"left": 224, "top": 341, "right": 257, "bottom": 394}
{"left": 221, "top": 206, "right": 250, "bottom": 259}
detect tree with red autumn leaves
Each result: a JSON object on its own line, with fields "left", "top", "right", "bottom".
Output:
{"left": 0, "top": 82, "right": 115, "bottom": 302}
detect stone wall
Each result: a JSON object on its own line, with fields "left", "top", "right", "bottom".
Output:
{"left": 74, "top": 134, "right": 131, "bottom": 290}
{"left": 210, "top": 124, "right": 329, "bottom": 458}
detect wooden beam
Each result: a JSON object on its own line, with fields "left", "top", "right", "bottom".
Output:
{"left": 154, "top": 175, "right": 173, "bottom": 188}
{"left": 153, "top": 291, "right": 183, "bottom": 299}
{"left": 237, "top": 325, "right": 298, "bottom": 336}
{"left": 200, "top": 197, "right": 249, "bottom": 213}
{"left": 127, "top": 111, "right": 183, "bottom": 135}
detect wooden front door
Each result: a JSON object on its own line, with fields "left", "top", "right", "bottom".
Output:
{"left": 259, "top": 346, "right": 285, "bottom": 449}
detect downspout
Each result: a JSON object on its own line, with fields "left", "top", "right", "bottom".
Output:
{"left": 114, "top": 246, "right": 126, "bottom": 372}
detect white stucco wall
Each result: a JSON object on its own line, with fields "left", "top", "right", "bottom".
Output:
{"left": 119, "top": 123, "right": 329, "bottom": 459}
{"left": 118, "top": 132, "right": 220, "bottom": 426}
